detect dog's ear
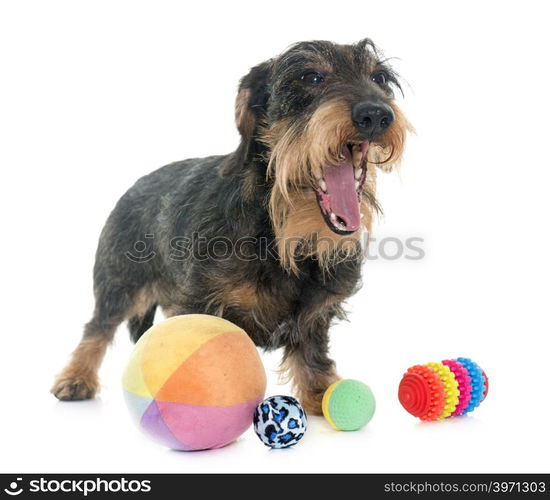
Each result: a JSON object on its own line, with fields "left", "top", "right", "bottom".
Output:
{"left": 221, "top": 61, "right": 272, "bottom": 176}
{"left": 235, "top": 60, "right": 272, "bottom": 139}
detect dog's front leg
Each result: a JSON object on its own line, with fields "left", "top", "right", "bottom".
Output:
{"left": 279, "top": 319, "right": 340, "bottom": 416}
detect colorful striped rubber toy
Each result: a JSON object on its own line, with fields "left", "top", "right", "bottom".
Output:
{"left": 398, "top": 357, "right": 488, "bottom": 420}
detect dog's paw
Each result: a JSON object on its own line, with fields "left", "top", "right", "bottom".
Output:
{"left": 51, "top": 377, "right": 98, "bottom": 401}
{"left": 296, "top": 390, "right": 325, "bottom": 416}
{"left": 295, "top": 375, "right": 341, "bottom": 416}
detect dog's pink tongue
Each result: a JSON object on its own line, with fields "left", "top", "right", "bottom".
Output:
{"left": 324, "top": 149, "right": 361, "bottom": 231}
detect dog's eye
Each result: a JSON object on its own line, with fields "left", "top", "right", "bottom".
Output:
{"left": 372, "top": 71, "right": 388, "bottom": 86}
{"left": 301, "top": 71, "right": 324, "bottom": 86}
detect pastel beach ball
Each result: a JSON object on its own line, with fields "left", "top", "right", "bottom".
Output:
{"left": 122, "top": 314, "right": 267, "bottom": 451}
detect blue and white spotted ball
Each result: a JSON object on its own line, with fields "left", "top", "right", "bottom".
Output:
{"left": 253, "top": 395, "right": 307, "bottom": 448}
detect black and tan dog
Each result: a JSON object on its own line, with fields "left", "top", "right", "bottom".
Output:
{"left": 52, "top": 39, "right": 410, "bottom": 414}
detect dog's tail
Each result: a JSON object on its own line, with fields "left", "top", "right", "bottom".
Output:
{"left": 128, "top": 305, "right": 157, "bottom": 343}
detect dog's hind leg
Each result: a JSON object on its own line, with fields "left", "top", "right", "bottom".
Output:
{"left": 51, "top": 281, "right": 150, "bottom": 401}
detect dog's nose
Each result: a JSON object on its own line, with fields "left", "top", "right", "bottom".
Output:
{"left": 352, "top": 102, "right": 394, "bottom": 138}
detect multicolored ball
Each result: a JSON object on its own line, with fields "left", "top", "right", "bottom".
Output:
{"left": 122, "top": 314, "right": 266, "bottom": 450}
{"left": 253, "top": 396, "right": 307, "bottom": 448}
{"left": 322, "top": 379, "right": 376, "bottom": 431}
{"left": 398, "top": 357, "right": 488, "bottom": 421}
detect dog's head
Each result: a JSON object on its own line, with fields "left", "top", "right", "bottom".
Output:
{"left": 229, "top": 39, "right": 412, "bottom": 270}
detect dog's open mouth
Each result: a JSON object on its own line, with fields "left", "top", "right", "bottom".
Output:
{"left": 314, "top": 141, "right": 369, "bottom": 234}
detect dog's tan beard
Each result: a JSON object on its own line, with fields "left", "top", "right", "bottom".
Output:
{"left": 366, "top": 104, "right": 412, "bottom": 172}
{"left": 271, "top": 189, "right": 375, "bottom": 273}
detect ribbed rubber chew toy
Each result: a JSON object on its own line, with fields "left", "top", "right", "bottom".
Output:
{"left": 398, "top": 358, "right": 488, "bottom": 420}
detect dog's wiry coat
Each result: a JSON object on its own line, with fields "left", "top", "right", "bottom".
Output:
{"left": 52, "top": 39, "right": 410, "bottom": 414}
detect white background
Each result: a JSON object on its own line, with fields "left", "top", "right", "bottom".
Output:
{"left": 1, "top": 0, "right": 549, "bottom": 473}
